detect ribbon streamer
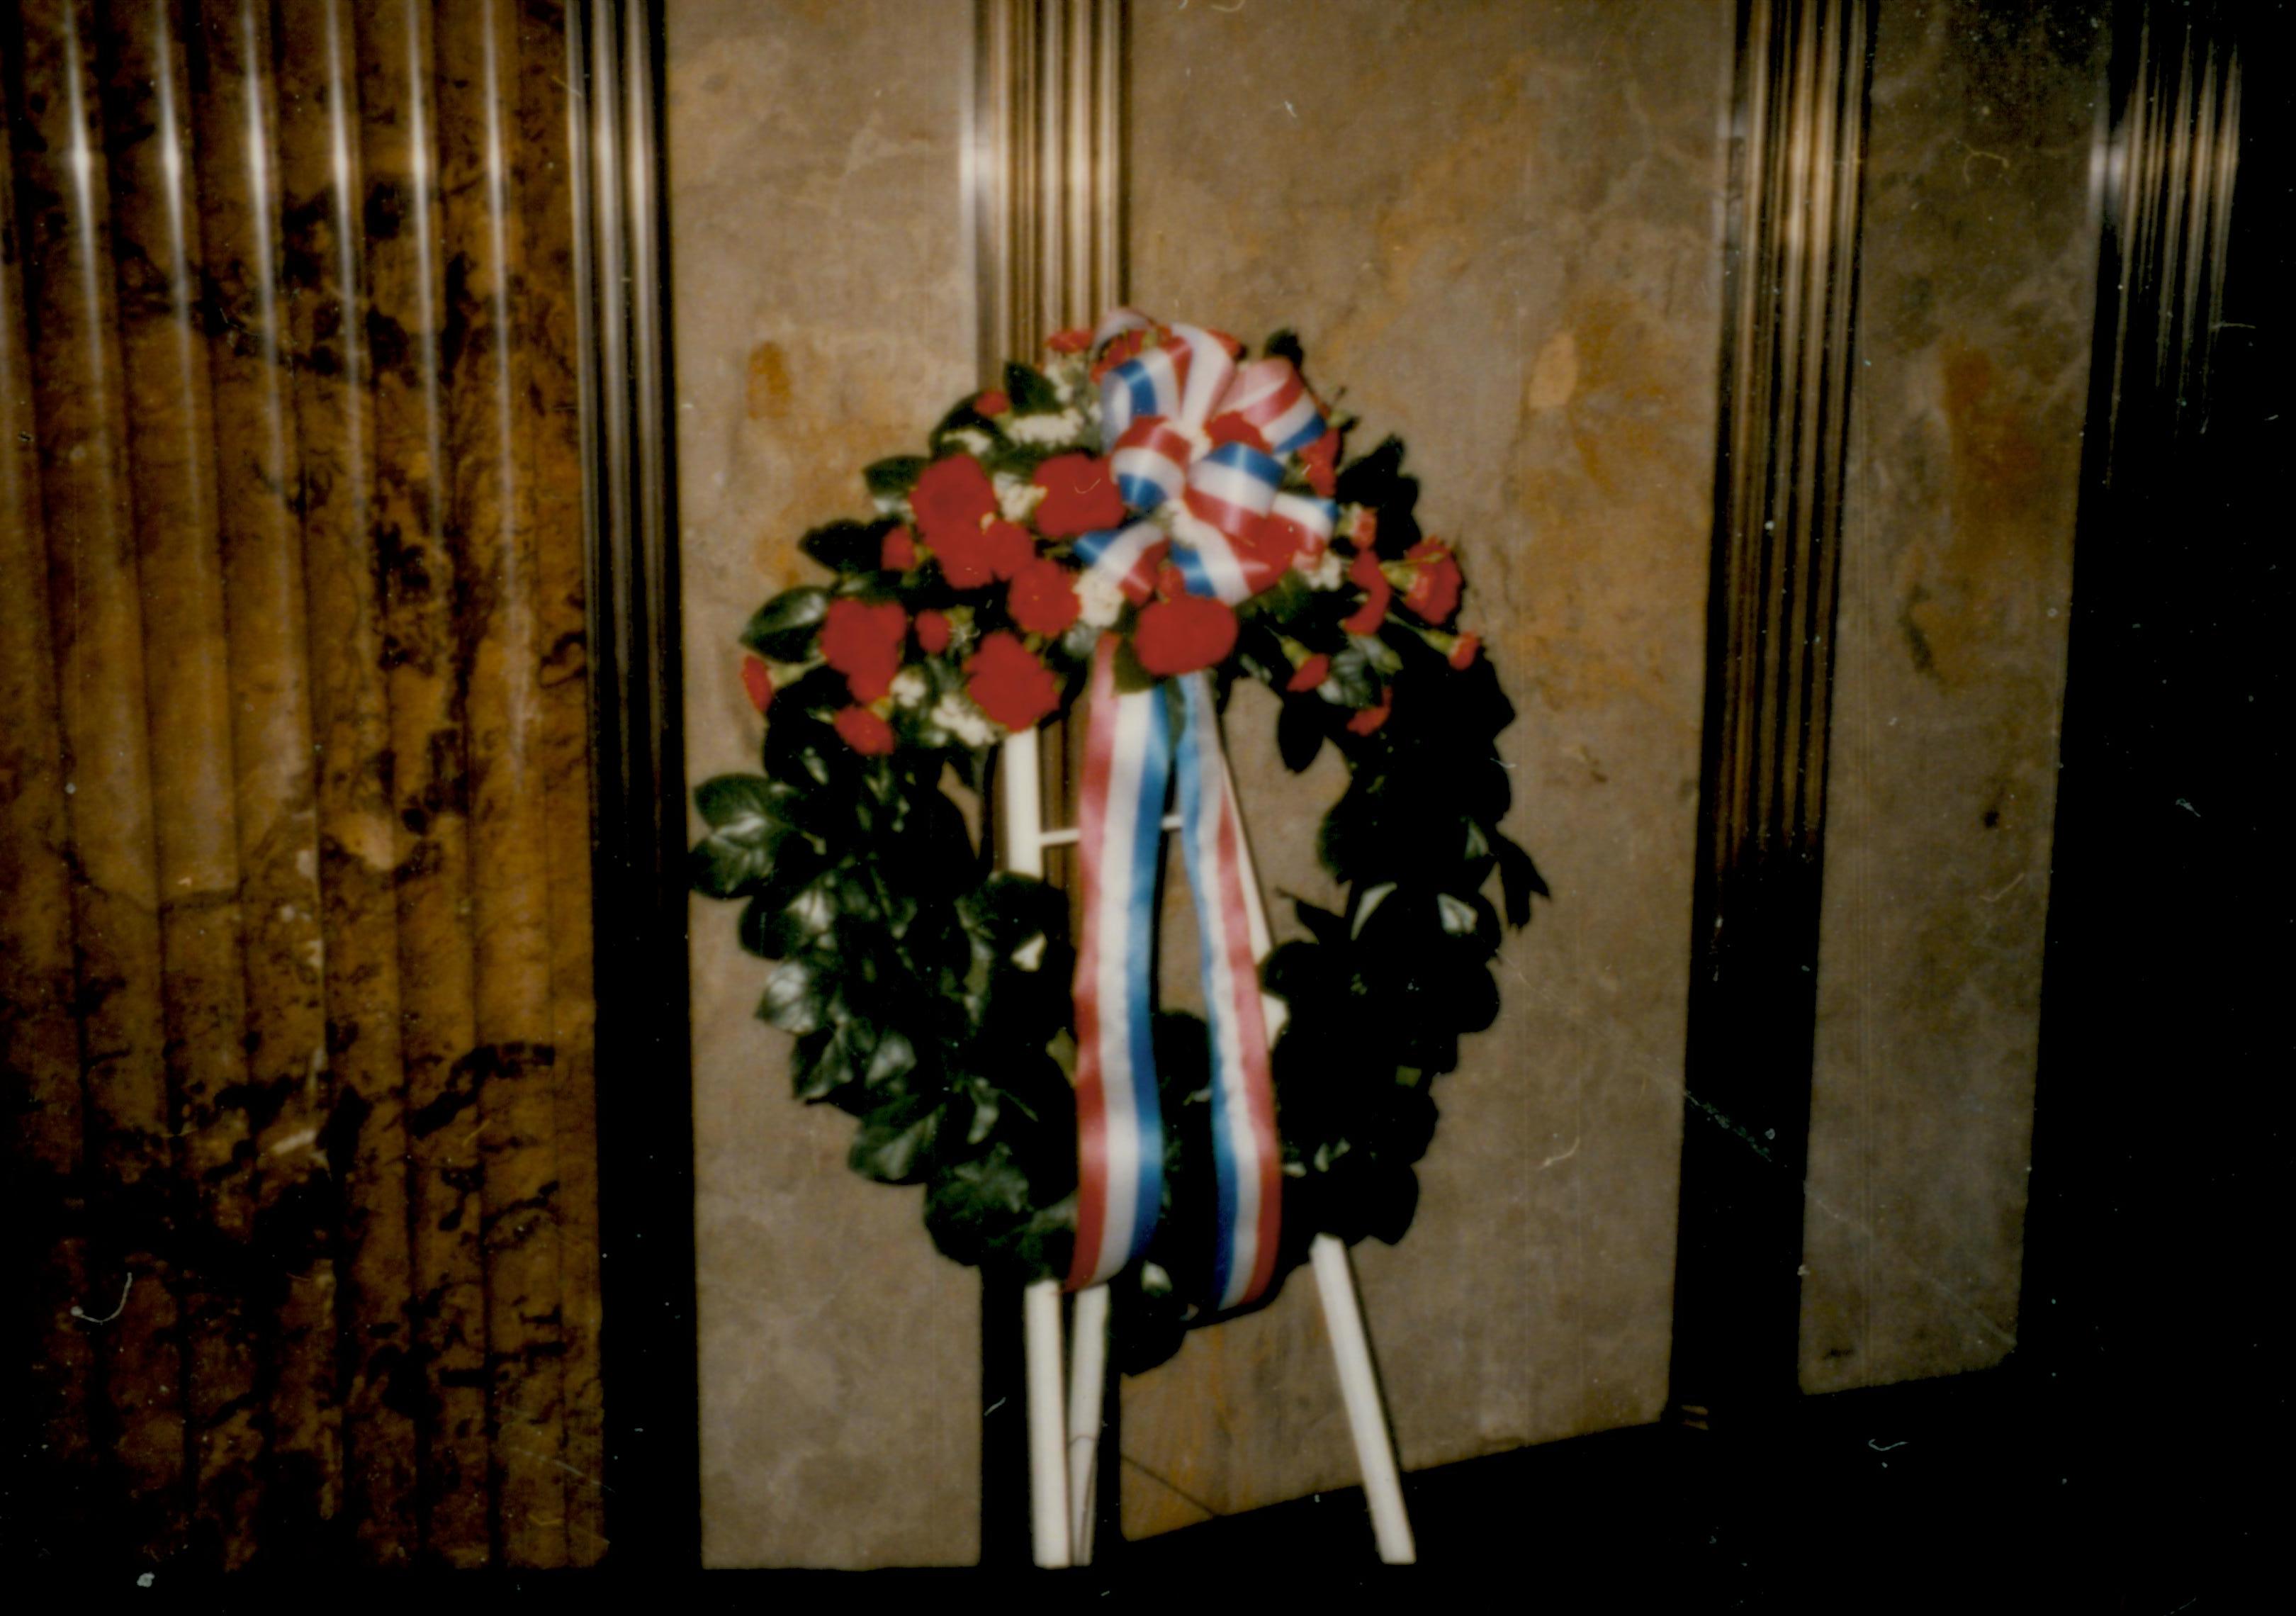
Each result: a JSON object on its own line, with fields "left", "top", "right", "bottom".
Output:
{"left": 1067, "top": 310, "right": 1319, "bottom": 1308}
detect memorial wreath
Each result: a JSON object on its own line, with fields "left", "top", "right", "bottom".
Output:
{"left": 691, "top": 311, "right": 1542, "bottom": 1368}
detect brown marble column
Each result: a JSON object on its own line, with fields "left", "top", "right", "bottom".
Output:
{"left": 0, "top": 0, "right": 602, "bottom": 1568}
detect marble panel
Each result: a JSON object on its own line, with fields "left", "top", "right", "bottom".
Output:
{"left": 1119, "top": 0, "right": 1731, "bottom": 1536}
{"left": 1799, "top": 1, "right": 2105, "bottom": 1393}
{"left": 668, "top": 0, "right": 984, "bottom": 1569}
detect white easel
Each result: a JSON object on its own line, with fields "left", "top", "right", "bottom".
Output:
{"left": 996, "top": 726, "right": 1417, "bottom": 1569}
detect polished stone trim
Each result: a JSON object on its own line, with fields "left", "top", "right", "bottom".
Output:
{"left": 1671, "top": 0, "right": 1877, "bottom": 1428}
{"left": 971, "top": 0, "right": 1127, "bottom": 380}
{"left": 568, "top": 0, "right": 699, "bottom": 1568}
{"left": 969, "top": 0, "right": 1128, "bottom": 1565}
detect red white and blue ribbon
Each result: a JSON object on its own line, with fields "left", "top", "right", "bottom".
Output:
{"left": 1067, "top": 310, "right": 1323, "bottom": 1308}
{"left": 1067, "top": 638, "right": 1172, "bottom": 1291}
{"left": 1172, "top": 670, "right": 1283, "bottom": 1308}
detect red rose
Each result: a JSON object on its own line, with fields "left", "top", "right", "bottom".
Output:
{"left": 1300, "top": 427, "right": 1341, "bottom": 499}
{"left": 1341, "top": 547, "right": 1392, "bottom": 634}
{"left": 976, "top": 388, "right": 1011, "bottom": 416}
{"left": 881, "top": 524, "right": 918, "bottom": 570}
{"left": 916, "top": 610, "right": 952, "bottom": 654}
{"left": 1352, "top": 508, "right": 1378, "bottom": 550}
{"left": 834, "top": 705, "right": 896, "bottom": 755}
{"left": 1134, "top": 593, "right": 1238, "bottom": 677}
{"left": 1287, "top": 653, "right": 1331, "bottom": 693}
{"left": 1448, "top": 632, "right": 1482, "bottom": 671}
{"left": 1091, "top": 327, "right": 1150, "bottom": 380}
{"left": 741, "top": 655, "right": 775, "bottom": 714}
{"left": 938, "top": 515, "right": 1035, "bottom": 588}
{"left": 821, "top": 597, "right": 907, "bottom": 703}
{"left": 1032, "top": 453, "right": 1127, "bottom": 538}
{"left": 1008, "top": 558, "right": 1081, "bottom": 637}
{"left": 1047, "top": 327, "right": 1093, "bottom": 354}
{"left": 1402, "top": 540, "right": 1463, "bottom": 626}
{"left": 966, "top": 631, "right": 1062, "bottom": 731}
{"left": 1346, "top": 694, "right": 1392, "bottom": 736}
{"left": 911, "top": 454, "right": 998, "bottom": 549}
{"left": 1206, "top": 413, "right": 1271, "bottom": 453}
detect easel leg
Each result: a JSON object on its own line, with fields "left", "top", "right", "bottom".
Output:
{"left": 1066, "top": 1282, "right": 1111, "bottom": 1559}
{"left": 1310, "top": 1233, "right": 1417, "bottom": 1564}
{"left": 1023, "top": 1277, "right": 1071, "bottom": 1567}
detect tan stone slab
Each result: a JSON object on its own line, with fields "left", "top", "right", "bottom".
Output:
{"left": 1799, "top": 1, "right": 2105, "bottom": 1394}
{"left": 1119, "top": 0, "right": 1731, "bottom": 1537}
{"left": 668, "top": 0, "right": 985, "bottom": 1569}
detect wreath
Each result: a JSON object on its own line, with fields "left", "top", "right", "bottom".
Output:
{"left": 691, "top": 315, "right": 1542, "bottom": 1369}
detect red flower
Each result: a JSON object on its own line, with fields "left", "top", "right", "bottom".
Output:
{"left": 1133, "top": 593, "right": 1238, "bottom": 677}
{"left": 911, "top": 454, "right": 998, "bottom": 549}
{"left": 1300, "top": 427, "right": 1341, "bottom": 498}
{"left": 1402, "top": 540, "right": 1463, "bottom": 626}
{"left": 1341, "top": 547, "right": 1392, "bottom": 634}
{"left": 1448, "top": 632, "right": 1482, "bottom": 671}
{"left": 966, "top": 631, "right": 1062, "bottom": 731}
{"left": 834, "top": 705, "right": 896, "bottom": 756}
{"left": 1008, "top": 558, "right": 1081, "bottom": 637}
{"left": 938, "top": 516, "right": 1035, "bottom": 588}
{"left": 1346, "top": 694, "right": 1392, "bottom": 736}
{"left": 1287, "top": 653, "right": 1331, "bottom": 693}
{"left": 1032, "top": 454, "right": 1127, "bottom": 539}
{"left": 1206, "top": 413, "right": 1271, "bottom": 454}
{"left": 1047, "top": 327, "right": 1093, "bottom": 354}
{"left": 821, "top": 597, "right": 908, "bottom": 703}
{"left": 741, "top": 655, "right": 775, "bottom": 714}
{"left": 975, "top": 388, "right": 1011, "bottom": 416}
{"left": 916, "top": 610, "right": 952, "bottom": 655}
{"left": 1091, "top": 327, "right": 1151, "bottom": 380}
{"left": 1352, "top": 508, "right": 1378, "bottom": 550}
{"left": 881, "top": 524, "right": 918, "bottom": 571}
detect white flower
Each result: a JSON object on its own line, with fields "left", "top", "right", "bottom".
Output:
{"left": 1008, "top": 410, "right": 1084, "bottom": 447}
{"left": 889, "top": 667, "right": 929, "bottom": 709}
{"left": 932, "top": 690, "right": 1003, "bottom": 749}
{"left": 994, "top": 471, "right": 1047, "bottom": 523}
{"left": 1297, "top": 548, "right": 1346, "bottom": 590}
{"left": 1159, "top": 499, "right": 1225, "bottom": 554}
{"left": 873, "top": 493, "right": 915, "bottom": 521}
{"left": 1046, "top": 353, "right": 1089, "bottom": 405}
{"left": 1076, "top": 568, "right": 1126, "bottom": 627}
{"left": 946, "top": 427, "right": 995, "bottom": 456}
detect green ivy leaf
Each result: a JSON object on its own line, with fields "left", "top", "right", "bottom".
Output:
{"left": 758, "top": 958, "right": 823, "bottom": 1035}
{"left": 799, "top": 519, "right": 889, "bottom": 575}
{"left": 740, "top": 586, "right": 831, "bottom": 662}
{"left": 850, "top": 1096, "right": 940, "bottom": 1184}
{"left": 1492, "top": 831, "right": 1548, "bottom": 927}
{"left": 1003, "top": 360, "right": 1062, "bottom": 415}
{"left": 864, "top": 455, "right": 930, "bottom": 500}
{"left": 1277, "top": 697, "right": 1325, "bottom": 773}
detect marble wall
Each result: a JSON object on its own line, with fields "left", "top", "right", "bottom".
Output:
{"left": 1799, "top": 1, "right": 2104, "bottom": 1393}
{"left": 668, "top": 0, "right": 2103, "bottom": 1566}
{"left": 668, "top": 0, "right": 984, "bottom": 1569}
{"left": 1115, "top": 0, "right": 1731, "bottom": 1537}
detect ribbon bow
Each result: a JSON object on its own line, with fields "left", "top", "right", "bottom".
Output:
{"left": 1064, "top": 311, "right": 1333, "bottom": 1312}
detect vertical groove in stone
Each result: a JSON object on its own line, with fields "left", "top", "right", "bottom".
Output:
{"left": 188, "top": 0, "right": 339, "bottom": 1545}
{"left": 273, "top": 0, "right": 421, "bottom": 1561}
{"left": 0, "top": 38, "right": 103, "bottom": 1553}
{"left": 6, "top": 0, "right": 597, "bottom": 1565}
{"left": 16, "top": 0, "right": 191, "bottom": 1559}
{"left": 351, "top": 0, "right": 491, "bottom": 1565}
{"left": 436, "top": 0, "right": 567, "bottom": 1568}
{"left": 99, "top": 0, "right": 267, "bottom": 1559}
{"left": 518, "top": 0, "right": 604, "bottom": 1564}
